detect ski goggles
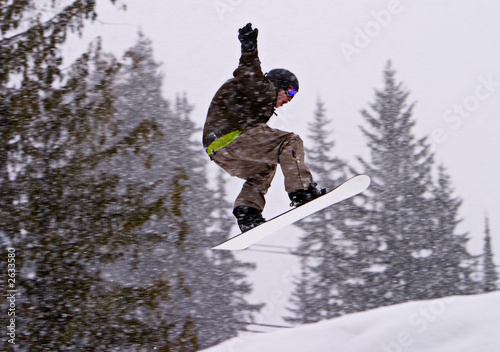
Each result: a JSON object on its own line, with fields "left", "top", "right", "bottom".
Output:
{"left": 285, "top": 86, "right": 297, "bottom": 98}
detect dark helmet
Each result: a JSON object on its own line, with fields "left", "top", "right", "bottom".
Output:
{"left": 266, "top": 68, "right": 299, "bottom": 94}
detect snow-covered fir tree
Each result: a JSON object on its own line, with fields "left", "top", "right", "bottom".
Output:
{"left": 0, "top": 1, "right": 116, "bottom": 259}
{"left": 303, "top": 99, "right": 347, "bottom": 188}
{"left": 483, "top": 217, "right": 499, "bottom": 292}
{"left": 285, "top": 99, "right": 368, "bottom": 324}
{"left": 423, "top": 165, "right": 477, "bottom": 297}
{"left": 356, "top": 62, "right": 477, "bottom": 308}
{"left": 0, "top": 2, "right": 184, "bottom": 351}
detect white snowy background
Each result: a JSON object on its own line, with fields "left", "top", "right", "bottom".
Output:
{"left": 66, "top": 0, "right": 500, "bottom": 349}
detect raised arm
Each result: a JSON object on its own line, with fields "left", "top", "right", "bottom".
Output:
{"left": 232, "top": 23, "right": 269, "bottom": 96}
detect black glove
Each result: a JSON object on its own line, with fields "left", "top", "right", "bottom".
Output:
{"left": 238, "top": 23, "right": 258, "bottom": 52}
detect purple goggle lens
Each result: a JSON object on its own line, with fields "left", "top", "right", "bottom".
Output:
{"left": 286, "top": 86, "right": 297, "bottom": 97}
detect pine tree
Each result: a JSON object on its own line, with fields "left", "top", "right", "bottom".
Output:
{"left": 0, "top": 3, "right": 199, "bottom": 351}
{"left": 285, "top": 99, "right": 367, "bottom": 324}
{"left": 304, "top": 99, "right": 347, "bottom": 188}
{"left": 483, "top": 217, "right": 499, "bottom": 292}
{"left": 1, "top": 0, "right": 121, "bottom": 251}
{"left": 109, "top": 36, "right": 262, "bottom": 349}
{"left": 285, "top": 265, "right": 325, "bottom": 324}
{"left": 424, "top": 165, "right": 476, "bottom": 297}
{"left": 101, "top": 35, "right": 205, "bottom": 350}
{"left": 357, "top": 62, "right": 476, "bottom": 307}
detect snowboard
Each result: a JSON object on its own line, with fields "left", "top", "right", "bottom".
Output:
{"left": 212, "top": 174, "right": 371, "bottom": 250}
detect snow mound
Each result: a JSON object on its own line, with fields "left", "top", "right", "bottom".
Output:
{"left": 203, "top": 292, "right": 500, "bottom": 352}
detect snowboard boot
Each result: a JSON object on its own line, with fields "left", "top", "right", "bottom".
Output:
{"left": 288, "top": 183, "right": 326, "bottom": 207}
{"left": 233, "top": 206, "right": 266, "bottom": 232}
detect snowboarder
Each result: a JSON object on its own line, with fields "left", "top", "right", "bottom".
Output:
{"left": 203, "top": 23, "right": 325, "bottom": 232}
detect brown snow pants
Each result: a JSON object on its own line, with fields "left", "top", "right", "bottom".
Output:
{"left": 210, "top": 124, "right": 313, "bottom": 211}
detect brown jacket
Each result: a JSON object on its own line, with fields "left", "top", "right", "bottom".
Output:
{"left": 202, "top": 48, "right": 277, "bottom": 148}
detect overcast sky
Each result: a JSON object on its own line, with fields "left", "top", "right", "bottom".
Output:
{"left": 72, "top": 0, "right": 500, "bottom": 258}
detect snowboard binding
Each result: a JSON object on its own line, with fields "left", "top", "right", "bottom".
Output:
{"left": 233, "top": 206, "right": 266, "bottom": 232}
{"left": 288, "top": 183, "right": 327, "bottom": 207}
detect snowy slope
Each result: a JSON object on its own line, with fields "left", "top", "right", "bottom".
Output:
{"left": 203, "top": 292, "right": 500, "bottom": 352}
